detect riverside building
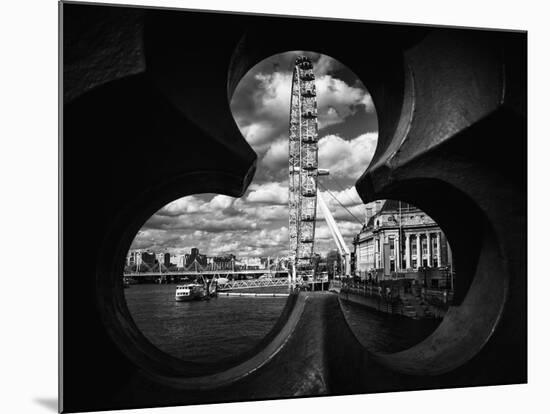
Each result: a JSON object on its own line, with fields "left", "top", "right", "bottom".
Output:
{"left": 353, "top": 200, "right": 454, "bottom": 289}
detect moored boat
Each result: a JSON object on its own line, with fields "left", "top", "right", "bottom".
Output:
{"left": 175, "top": 276, "right": 218, "bottom": 302}
{"left": 175, "top": 283, "right": 208, "bottom": 302}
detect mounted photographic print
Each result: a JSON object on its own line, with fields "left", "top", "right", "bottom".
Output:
{"left": 60, "top": 1, "right": 527, "bottom": 412}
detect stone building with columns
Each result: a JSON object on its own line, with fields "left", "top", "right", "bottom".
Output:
{"left": 353, "top": 200, "right": 453, "bottom": 288}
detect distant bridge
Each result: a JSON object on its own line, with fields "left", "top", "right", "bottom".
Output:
{"left": 123, "top": 269, "right": 289, "bottom": 277}
{"left": 123, "top": 271, "right": 328, "bottom": 291}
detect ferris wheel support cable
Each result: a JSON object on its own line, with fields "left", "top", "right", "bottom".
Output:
{"left": 318, "top": 181, "right": 363, "bottom": 225}
{"left": 317, "top": 192, "right": 352, "bottom": 277}
{"left": 330, "top": 174, "right": 363, "bottom": 207}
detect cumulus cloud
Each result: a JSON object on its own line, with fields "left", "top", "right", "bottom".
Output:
{"left": 157, "top": 196, "right": 203, "bottom": 216}
{"left": 158, "top": 195, "right": 235, "bottom": 217}
{"left": 314, "top": 54, "right": 342, "bottom": 77}
{"left": 318, "top": 132, "right": 378, "bottom": 179}
{"left": 317, "top": 201, "right": 366, "bottom": 223}
{"left": 246, "top": 181, "right": 288, "bottom": 205}
{"left": 202, "top": 226, "right": 290, "bottom": 257}
{"left": 262, "top": 138, "right": 288, "bottom": 171}
{"left": 254, "top": 72, "right": 293, "bottom": 123}
{"left": 240, "top": 122, "right": 279, "bottom": 151}
{"left": 322, "top": 186, "right": 363, "bottom": 207}
{"left": 316, "top": 75, "right": 375, "bottom": 129}
{"left": 132, "top": 187, "right": 365, "bottom": 258}
{"left": 146, "top": 214, "right": 259, "bottom": 233}
{"left": 209, "top": 195, "right": 234, "bottom": 211}
{"left": 231, "top": 52, "right": 376, "bottom": 166}
{"left": 317, "top": 185, "right": 366, "bottom": 227}
{"left": 233, "top": 201, "right": 288, "bottom": 221}
{"left": 314, "top": 219, "right": 364, "bottom": 248}
{"left": 131, "top": 229, "right": 182, "bottom": 250}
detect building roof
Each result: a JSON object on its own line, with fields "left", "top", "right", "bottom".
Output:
{"left": 366, "top": 215, "right": 375, "bottom": 227}
{"left": 365, "top": 200, "right": 418, "bottom": 227}
{"left": 379, "top": 200, "right": 419, "bottom": 214}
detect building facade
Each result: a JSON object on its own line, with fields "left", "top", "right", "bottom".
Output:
{"left": 207, "top": 254, "right": 236, "bottom": 270}
{"left": 353, "top": 200, "right": 453, "bottom": 287}
{"left": 185, "top": 247, "right": 207, "bottom": 268}
{"left": 140, "top": 251, "right": 157, "bottom": 266}
{"left": 240, "top": 257, "right": 263, "bottom": 270}
{"left": 155, "top": 252, "right": 171, "bottom": 268}
{"left": 126, "top": 250, "right": 141, "bottom": 267}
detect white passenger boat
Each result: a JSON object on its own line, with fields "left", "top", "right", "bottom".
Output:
{"left": 175, "top": 277, "right": 217, "bottom": 302}
{"left": 175, "top": 283, "right": 208, "bottom": 302}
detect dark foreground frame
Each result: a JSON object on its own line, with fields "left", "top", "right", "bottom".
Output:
{"left": 60, "top": 2, "right": 526, "bottom": 412}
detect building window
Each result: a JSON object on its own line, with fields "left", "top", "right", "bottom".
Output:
{"left": 389, "top": 237, "right": 395, "bottom": 253}
{"left": 433, "top": 258, "right": 438, "bottom": 267}
{"left": 390, "top": 260, "right": 395, "bottom": 272}
{"left": 412, "top": 238, "right": 417, "bottom": 255}
{"left": 412, "top": 258, "right": 417, "bottom": 268}
{"left": 422, "top": 237, "right": 428, "bottom": 255}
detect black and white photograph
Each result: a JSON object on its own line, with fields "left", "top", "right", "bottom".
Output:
{"left": 58, "top": 2, "right": 529, "bottom": 412}
{"left": 6, "top": 1, "right": 550, "bottom": 413}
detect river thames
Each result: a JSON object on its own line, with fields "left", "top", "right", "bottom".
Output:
{"left": 125, "top": 284, "right": 441, "bottom": 363}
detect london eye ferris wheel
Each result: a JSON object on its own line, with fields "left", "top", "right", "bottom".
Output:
{"left": 288, "top": 56, "right": 321, "bottom": 275}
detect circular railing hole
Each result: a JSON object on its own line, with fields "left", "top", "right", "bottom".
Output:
{"left": 122, "top": 193, "right": 294, "bottom": 366}
{"left": 338, "top": 184, "right": 508, "bottom": 376}
{"left": 230, "top": 51, "right": 378, "bottom": 182}
{"left": 338, "top": 199, "right": 453, "bottom": 354}
{"left": 229, "top": 51, "right": 380, "bottom": 277}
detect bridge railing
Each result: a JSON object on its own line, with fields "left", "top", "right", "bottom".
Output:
{"left": 125, "top": 265, "right": 289, "bottom": 273}
{"left": 123, "top": 269, "right": 289, "bottom": 277}
{"left": 218, "top": 278, "right": 294, "bottom": 291}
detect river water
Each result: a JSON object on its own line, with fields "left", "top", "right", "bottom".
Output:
{"left": 339, "top": 299, "right": 441, "bottom": 353}
{"left": 124, "top": 284, "right": 440, "bottom": 363}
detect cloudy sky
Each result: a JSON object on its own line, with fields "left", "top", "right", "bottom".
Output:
{"left": 130, "top": 52, "right": 378, "bottom": 258}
